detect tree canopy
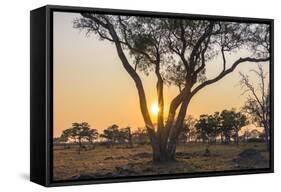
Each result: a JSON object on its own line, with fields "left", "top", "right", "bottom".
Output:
{"left": 60, "top": 122, "right": 98, "bottom": 153}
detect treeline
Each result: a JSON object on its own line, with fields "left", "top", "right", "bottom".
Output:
{"left": 54, "top": 109, "right": 266, "bottom": 153}
{"left": 178, "top": 109, "right": 262, "bottom": 145}
{"left": 54, "top": 122, "right": 150, "bottom": 153}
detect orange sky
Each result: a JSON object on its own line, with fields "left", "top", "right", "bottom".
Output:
{"left": 53, "top": 12, "right": 270, "bottom": 137}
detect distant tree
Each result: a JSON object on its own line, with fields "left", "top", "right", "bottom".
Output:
{"left": 250, "top": 129, "right": 262, "bottom": 139}
{"left": 178, "top": 115, "right": 196, "bottom": 143}
{"left": 100, "top": 124, "right": 119, "bottom": 146}
{"left": 119, "top": 126, "right": 133, "bottom": 147}
{"left": 53, "top": 136, "right": 69, "bottom": 150}
{"left": 127, "top": 127, "right": 133, "bottom": 147}
{"left": 74, "top": 14, "right": 269, "bottom": 161}
{"left": 53, "top": 137, "right": 67, "bottom": 144}
{"left": 59, "top": 134, "right": 69, "bottom": 143}
{"left": 61, "top": 127, "right": 77, "bottom": 143}
{"left": 188, "top": 125, "right": 198, "bottom": 143}
{"left": 220, "top": 110, "right": 234, "bottom": 144}
{"left": 245, "top": 129, "right": 264, "bottom": 142}
{"left": 132, "top": 127, "right": 150, "bottom": 144}
{"left": 208, "top": 112, "right": 221, "bottom": 143}
{"left": 117, "top": 129, "right": 126, "bottom": 143}
{"left": 220, "top": 109, "right": 247, "bottom": 145}
{"left": 195, "top": 113, "right": 221, "bottom": 143}
{"left": 61, "top": 122, "right": 97, "bottom": 154}
{"left": 240, "top": 64, "right": 270, "bottom": 149}
{"left": 178, "top": 122, "right": 189, "bottom": 144}
{"left": 85, "top": 128, "right": 99, "bottom": 149}
{"left": 195, "top": 115, "right": 210, "bottom": 143}
{"left": 242, "top": 127, "right": 251, "bottom": 142}
{"left": 232, "top": 111, "right": 248, "bottom": 145}
{"left": 258, "top": 130, "right": 265, "bottom": 139}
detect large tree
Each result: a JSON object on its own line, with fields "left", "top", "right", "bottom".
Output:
{"left": 74, "top": 14, "right": 270, "bottom": 161}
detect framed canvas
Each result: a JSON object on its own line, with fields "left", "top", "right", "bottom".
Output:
{"left": 30, "top": 5, "right": 274, "bottom": 187}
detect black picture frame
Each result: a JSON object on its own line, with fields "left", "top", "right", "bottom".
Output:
{"left": 30, "top": 4, "right": 274, "bottom": 187}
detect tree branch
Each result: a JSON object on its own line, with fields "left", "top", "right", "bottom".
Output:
{"left": 240, "top": 73, "right": 263, "bottom": 106}
{"left": 118, "top": 16, "right": 156, "bottom": 64}
{"left": 192, "top": 34, "right": 211, "bottom": 77}
{"left": 189, "top": 22, "right": 215, "bottom": 70}
{"left": 221, "top": 48, "right": 226, "bottom": 72}
{"left": 191, "top": 57, "right": 270, "bottom": 98}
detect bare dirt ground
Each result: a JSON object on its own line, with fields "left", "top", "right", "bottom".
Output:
{"left": 53, "top": 143, "right": 269, "bottom": 181}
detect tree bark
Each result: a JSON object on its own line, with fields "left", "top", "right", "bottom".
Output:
{"left": 155, "top": 61, "right": 168, "bottom": 161}
{"left": 167, "top": 94, "right": 191, "bottom": 160}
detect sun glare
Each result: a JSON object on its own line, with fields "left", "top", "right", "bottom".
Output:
{"left": 150, "top": 102, "right": 160, "bottom": 116}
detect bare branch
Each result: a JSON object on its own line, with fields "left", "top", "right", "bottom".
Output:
{"left": 191, "top": 57, "right": 270, "bottom": 98}
{"left": 221, "top": 48, "right": 226, "bottom": 72}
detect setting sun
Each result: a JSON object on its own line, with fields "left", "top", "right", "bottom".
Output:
{"left": 150, "top": 102, "right": 160, "bottom": 116}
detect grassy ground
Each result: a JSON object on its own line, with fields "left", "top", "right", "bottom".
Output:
{"left": 53, "top": 143, "right": 269, "bottom": 181}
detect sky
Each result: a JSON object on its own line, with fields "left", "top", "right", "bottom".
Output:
{"left": 53, "top": 12, "right": 270, "bottom": 137}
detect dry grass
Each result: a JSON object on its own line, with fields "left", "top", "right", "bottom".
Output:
{"left": 53, "top": 143, "right": 269, "bottom": 181}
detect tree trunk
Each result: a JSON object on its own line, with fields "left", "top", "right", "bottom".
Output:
{"left": 263, "top": 122, "right": 270, "bottom": 150}
{"left": 155, "top": 64, "right": 168, "bottom": 162}
{"left": 166, "top": 95, "right": 191, "bottom": 160}
{"left": 128, "top": 129, "right": 133, "bottom": 148}
{"left": 235, "top": 130, "right": 239, "bottom": 146}
{"left": 107, "top": 25, "right": 163, "bottom": 159}
{"left": 152, "top": 146, "right": 175, "bottom": 162}
{"left": 225, "top": 130, "right": 230, "bottom": 144}
{"left": 78, "top": 138, "right": 81, "bottom": 154}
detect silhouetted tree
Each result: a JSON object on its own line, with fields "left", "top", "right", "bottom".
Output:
{"left": 53, "top": 137, "right": 68, "bottom": 144}
{"left": 242, "top": 127, "right": 251, "bottom": 142}
{"left": 195, "top": 115, "right": 209, "bottom": 143}
{"left": 220, "top": 109, "right": 247, "bottom": 145}
{"left": 240, "top": 64, "right": 270, "bottom": 149}
{"left": 178, "top": 115, "right": 196, "bottom": 143}
{"left": 85, "top": 128, "right": 99, "bottom": 149}
{"left": 100, "top": 124, "right": 119, "bottom": 146}
{"left": 208, "top": 112, "right": 221, "bottom": 143}
{"left": 132, "top": 127, "right": 150, "bottom": 144}
{"left": 101, "top": 125, "right": 133, "bottom": 147}
{"left": 195, "top": 113, "right": 220, "bottom": 143}
{"left": 61, "top": 122, "right": 97, "bottom": 154}
{"left": 220, "top": 110, "right": 234, "bottom": 144}
{"left": 250, "top": 129, "right": 262, "bottom": 138}
{"left": 232, "top": 111, "right": 248, "bottom": 145}
{"left": 119, "top": 126, "right": 133, "bottom": 147}
{"left": 74, "top": 15, "right": 269, "bottom": 161}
